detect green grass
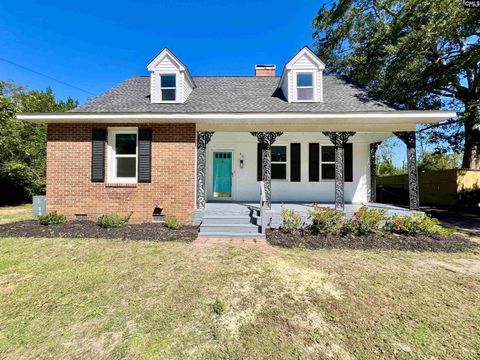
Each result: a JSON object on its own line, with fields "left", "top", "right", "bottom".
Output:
{"left": 0, "top": 237, "right": 479, "bottom": 359}
{"left": 0, "top": 204, "right": 32, "bottom": 224}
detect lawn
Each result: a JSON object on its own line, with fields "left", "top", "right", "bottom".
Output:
{"left": 0, "top": 204, "right": 32, "bottom": 224}
{"left": 1, "top": 232, "right": 479, "bottom": 359}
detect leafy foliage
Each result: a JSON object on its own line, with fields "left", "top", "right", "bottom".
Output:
{"left": 385, "top": 213, "right": 453, "bottom": 236}
{"left": 313, "top": 0, "right": 480, "bottom": 169}
{"left": 96, "top": 213, "right": 131, "bottom": 228}
{"left": 308, "top": 206, "right": 346, "bottom": 235}
{"left": 280, "top": 205, "right": 303, "bottom": 232}
{"left": 38, "top": 211, "right": 66, "bottom": 226}
{"left": 0, "top": 81, "right": 78, "bottom": 205}
{"left": 164, "top": 217, "right": 182, "bottom": 230}
{"left": 351, "top": 205, "right": 387, "bottom": 235}
{"left": 211, "top": 299, "right": 225, "bottom": 315}
{"left": 458, "top": 187, "right": 480, "bottom": 210}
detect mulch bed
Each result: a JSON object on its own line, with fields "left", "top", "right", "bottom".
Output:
{"left": 0, "top": 220, "right": 198, "bottom": 242}
{"left": 267, "top": 229, "right": 480, "bottom": 253}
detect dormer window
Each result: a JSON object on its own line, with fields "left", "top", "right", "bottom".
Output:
{"left": 296, "top": 73, "right": 314, "bottom": 101}
{"left": 160, "top": 74, "right": 176, "bottom": 101}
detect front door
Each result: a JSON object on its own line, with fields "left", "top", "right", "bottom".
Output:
{"left": 212, "top": 151, "right": 233, "bottom": 199}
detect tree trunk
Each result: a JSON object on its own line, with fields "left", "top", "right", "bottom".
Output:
{"left": 461, "top": 103, "right": 480, "bottom": 169}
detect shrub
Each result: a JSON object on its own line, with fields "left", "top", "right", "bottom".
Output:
{"left": 458, "top": 187, "right": 480, "bottom": 210}
{"left": 211, "top": 299, "right": 225, "bottom": 315}
{"left": 96, "top": 213, "right": 130, "bottom": 228}
{"left": 164, "top": 217, "right": 181, "bottom": 229}
{"left": 280, "top": 206, "right": 303, "bottom": 232}
{"left": 38, "top": 211, "right": 66, "bottom": 225}
{"left": 308, "top": 206, "right": 346, "bottom": 235}
{"left": 386, "top": 212, "right": 453, "bottom": 236}
{"left": 351, "top": 205, "right": 387, "bottom": 235}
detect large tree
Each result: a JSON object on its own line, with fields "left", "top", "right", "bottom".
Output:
{"left": 0, "top": 81, "right": 78, "bottom": 204}
{"left": 313, "top": 0, "right": 480, "bottom": 168}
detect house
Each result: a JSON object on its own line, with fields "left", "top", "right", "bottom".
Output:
{"left": 19, "top": 47, "right": 455, "bottom": 236}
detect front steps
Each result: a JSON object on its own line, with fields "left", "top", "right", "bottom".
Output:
{"left": 198, "top": 213, "right": 265, "bottom": 240}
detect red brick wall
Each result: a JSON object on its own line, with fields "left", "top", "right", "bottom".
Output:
{"left": 46, "top": 123, "right": 196, "bottom": 224}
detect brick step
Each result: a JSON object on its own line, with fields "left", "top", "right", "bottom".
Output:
{"left": 197, "top": 232, "right": 266, "bottom": 239}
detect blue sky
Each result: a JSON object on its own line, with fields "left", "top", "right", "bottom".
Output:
{"left": 0, "top": 0, "right": 325, "bottom": 103}
{"left": 0, "top": 0, "right": 409, "bottom": 165}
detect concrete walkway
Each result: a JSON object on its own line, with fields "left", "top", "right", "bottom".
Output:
{"left": 424, "top": 208, "right": 480, "bottom": 236}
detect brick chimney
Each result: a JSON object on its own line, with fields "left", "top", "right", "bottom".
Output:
{"left": 255, "top": 64, "right": 276, "bottom": 76}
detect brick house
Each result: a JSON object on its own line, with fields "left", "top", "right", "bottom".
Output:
{"left": 20, "top": 47, "right": 455, "bottom": 235}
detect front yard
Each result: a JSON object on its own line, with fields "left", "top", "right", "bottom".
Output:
{"left": 1, "top": 230, "right": 479, "bottom": 358}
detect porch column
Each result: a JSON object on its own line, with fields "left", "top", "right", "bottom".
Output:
{"left": 250, "top": 132, "right": 283, "bottom": 209}
{"left": 196, "top": 131, "right": 214, "bottom": 209}
{"left": 369, "top": 142, "right": 381, "bottom": 202}
{"left": 322, "top": 132, "right": 356, "bottom": 211}
{"left": 394, "top": 131, "right": 419, "bottom": 210}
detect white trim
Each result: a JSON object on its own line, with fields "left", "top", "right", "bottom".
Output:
{"left": 271, "top": 144, "right": 289, "bottom": 181}
{"left": 285, "top": 46, "right": 326, "bottom": 71}
{"left": 320, "top": 144, "right": 335, "bottom": 181}
{"left": 158, "top": 73, "right": 178, "bottom": 103}
{"left": 293, "top": 71, "right": 316, "bottom": 102}
{"left": 107, "top": 127, "right": 138, "bottom": 184}
{"left": 18, "top": 110, "right": 457, "bottom": 123}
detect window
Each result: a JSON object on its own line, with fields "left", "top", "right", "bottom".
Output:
{"left": 160, "top": 74, "right": 176, "bottom": 101}
{"left": 321, "top": 146, "right": 335, "bottom": 180}
{"left": 271, "top": 145, "right": 287, "bottom": 180}
{"left": 296, "top": 73, "right": 314, "bottom": 101}
{"left": 108, "top": 128, "right": 138, "bottom": 183}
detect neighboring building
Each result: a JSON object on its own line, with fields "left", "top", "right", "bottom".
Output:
{"left": 20, "top": 46, "right": 455, "bottom": 229}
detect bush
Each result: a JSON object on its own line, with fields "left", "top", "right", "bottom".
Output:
{"left": 96, "top": 213, "right": 130, "bottom": 228}
{"left": 308, "top": 206, "right": 346, "bottom": 235}
{"left": 458, "top": 187, "right": 480, "bottom": 210}
{"left": 385, "top": 212, "right": 453, "bottom": 236}
{"left": 38, "top": 211, "right": 66, "bottom": 225}
{"left": 351, "top": 205, "right": 387, "bottom": 235}
{"left": 280, "top": 206, "right": 303, "bottom": 232}
{"left": 164, "top": 217, "right": 181, "bottom": 229}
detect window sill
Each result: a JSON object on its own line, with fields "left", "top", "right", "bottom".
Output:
{"left": 105, "top": 183, "right": 138, "bottom": 188}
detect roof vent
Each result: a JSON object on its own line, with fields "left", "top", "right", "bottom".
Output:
{"left": 255, "top": 64, "right": 276, "bottom": 77}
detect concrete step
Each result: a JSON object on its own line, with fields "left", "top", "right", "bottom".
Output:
{"left": 200, "top": 223, "right": 261, "bottom": 234}
{"left": 202, "top": 215, "right": 260, "bottom": 225}
{"left": 197, "top": 232, "right": 266, "bottom": 239}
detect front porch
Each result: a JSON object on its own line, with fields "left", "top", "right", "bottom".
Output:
{"left": 195, "top": 202, "right": 412, "bottom": 228}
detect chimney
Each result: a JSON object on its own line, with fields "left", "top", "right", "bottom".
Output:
{"left": 255, "top": 64, "right": 276, "bottom": 76}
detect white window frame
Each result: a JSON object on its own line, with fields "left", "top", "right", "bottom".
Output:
{"left": 159, "top": 73, "right": 177, "bottom": 102}
{"left": 294, "top": 71, "right": 316, "bottom": 102}
{"left": 320, "top": 144, "right": 335, "bottom": 181}
{"left": 108, "top": 127, "right": 138, "bottom": 184}
{"left": 271, "top": 144, "right": 288, "bottom": 181}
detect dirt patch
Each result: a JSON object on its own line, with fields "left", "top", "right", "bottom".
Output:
{"left": 0, "top": 220, "right": 198, "bottom": 241}
{"left": 267, "top": 230, "right": 480, "bottom": 253}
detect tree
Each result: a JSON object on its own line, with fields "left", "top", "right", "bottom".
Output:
{"left": 0, "top": 81, "right": 78, "bottom": 205}
{"left": 312, "top": 0, "right": 480, "bottom": 168}
{"left": 417, "top": 152, "right": 461, "bottom": 171}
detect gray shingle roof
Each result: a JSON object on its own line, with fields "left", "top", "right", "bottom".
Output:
{"left": 74, "top": 76, "right": 397, "bottom": 113}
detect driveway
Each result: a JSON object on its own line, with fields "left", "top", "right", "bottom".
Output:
{"left": 423, "top": 207, "right": 480, "bottom": 236}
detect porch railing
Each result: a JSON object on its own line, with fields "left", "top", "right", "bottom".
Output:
{"left": 259, "top": 181, "right": 267, "bottom": 235}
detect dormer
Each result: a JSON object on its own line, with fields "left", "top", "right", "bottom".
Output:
{"left": 147, "top": 48, "right": 196, "bottom": 104}
{"left": 278, "top": 46, "right": 325, "bottom": 103}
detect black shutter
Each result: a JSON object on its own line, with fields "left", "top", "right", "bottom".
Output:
{"left": 91, "top": 128, "right": 106, "bottom": 182}
{"left": 138, "top": 128, "right": 152, "bottom": 183}
{"left": 345, "top": 143, "right": 353, "bottom": 182}
{"left": 257, "top": 143, "right": 262, "bottom": 181}
{"left": 290, "top": 143, "right": 301, "bottom": 182}
{"left": 309, "top": 143, "right": 319, "bottom": 182}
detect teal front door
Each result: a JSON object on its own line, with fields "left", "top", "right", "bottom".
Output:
{"left": 213, "top": 151, "right": 233, "bottom": 198}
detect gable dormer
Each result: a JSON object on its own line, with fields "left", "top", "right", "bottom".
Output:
{"left": 278, "top": 46, "right": 325, "bottom": 103}
{"left": 147, "top": 48, "right": 195, "bottom": 104}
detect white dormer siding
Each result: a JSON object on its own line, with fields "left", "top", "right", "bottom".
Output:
{"left": 278, "top": 46, "right": 325, "bottom": 103}
{"left": 147, "top": 48, "right": 195, "bottom": 104}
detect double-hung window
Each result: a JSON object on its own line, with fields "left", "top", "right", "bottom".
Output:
{"left": 108, "top": 128, "right": 138, "bottom": 183}
{"left": 160, "top": 74, "right": 176, "bottom": 101}
{"left": 296, "top": 72, "right": 314, "bottom": 101}
{"left": 321, "top": 146, "right": 335, "bottom": 180}
{"left": 271, "top": 145, "right": 287, "bottom": 180}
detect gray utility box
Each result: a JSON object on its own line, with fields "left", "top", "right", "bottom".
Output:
{"left": 33, "top": 195, "right": 46, "bottom": 218}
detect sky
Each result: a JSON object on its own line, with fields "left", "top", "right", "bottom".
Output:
{"left": 0, "top": 0, "right": 408, "bottom": 165}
